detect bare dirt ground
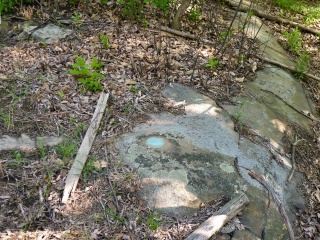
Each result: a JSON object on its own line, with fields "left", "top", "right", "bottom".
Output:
{"left": 0, "top": 0, "right": 319, "bottom": 239}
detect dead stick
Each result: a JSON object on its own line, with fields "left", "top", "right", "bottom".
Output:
{"left": 247, "top": 170, "right": 295, "bottom": 240}
{"left": 287, "top": 137, "right": 306, "bottom": 183}
{"left": 256, "top": 55, "right": 320, "bottom": 82}
{"left": 223, "top": 0, "right": 320, "bottom": 36}
{"left": 159, "top": 26, "right": 214, "bottom": 45}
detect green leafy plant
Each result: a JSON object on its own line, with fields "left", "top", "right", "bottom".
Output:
{"left": 100, "top": 34, "right": 110, "bottom": 49}
{"left": 69, "top": 0, "right": 77, "bottom": 5}
{"left": 220, "top": 28, "right": 234, "bottom": 42}
{"left": 148, "top": 210, "right": 161, "bottom": 230}
{"left": 273, "top": 0, "right": 320, "bottom": 24}
{"left": 130, "top": 85, "right": 139, "bottom": 93}
{"left": 69, "top": 56, "right": 104, "bottom": 92}
{"left": 11, "top": 151, "right": 28, "bottom": 165}
{"left": 151, "top": 0, "right": 170, "bottom": 14}
{"left": 71, "top": 11, "right": 83, "bottom": 25}
{"left": 38, "top": 141, "right": 46, "bottom": 159}
{"left": 234, "top": 100, "right": 246, "bottom": 125}
{"left": 0, "top": 109, "right": 12, "bottom": 129}
{"left": 119, "top": 0, "right": 145, "bottom": 20}
{"left": 105, "top": 209, "right": 126, "bottom": 222}
{"left": 206, "top": 56, "right": 220, "bottom": 70}
{"left": 295, "top": 51, "right": 310, "bottom": 78}
{"left": 188, "top": 5, "right": 202, "bottom": 21}
{"left": 0, "top": 0, "right": 23, "bottom": 15}
{"left": 82, "top": 157, "right": 101, "bottom": 184}
{"left": 55, "top": 141, "right": 78, "bottom": 163}
{"left": 282, "top": 27, "right": 302, "bottom": 55}
{"left": 58, "top": 91, "right": 64, "bottom": 98}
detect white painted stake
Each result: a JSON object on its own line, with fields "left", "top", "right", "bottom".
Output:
{"left": 62, "top": 92, "right": 109, "bottom": 204}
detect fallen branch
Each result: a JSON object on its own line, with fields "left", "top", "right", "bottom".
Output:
{"left": 223, "top": 0, "right": 320, "bottom": 36}
{"left": 62, "top": 92, "right": 109, "bottom": 204}
{"left": 256, "top": 55, "right": 320, "bottom": 82}
{"left": 247, "top": 170, "right": 295, "bottom": 240}
{"left": 286, "top": 136, "right": 306, "bottom": 183}
{"left": 159, "top": 26, "right": 214, "bottom": 45}
{"left": 185, "top": 191, "right": 249, "bottom": 240}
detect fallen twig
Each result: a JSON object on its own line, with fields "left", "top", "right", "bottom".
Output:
{"left": 287, "top": 136, "right": 306, "bottom": 183}
{"left": 256, "top": 55, "right": 320, "bottom": 82}
{"left": 223, "top": 0, "right": 320, "bottom": 36}
{"left": 247, "top": 169, "right": 295, "bottom": 240}
{"left": 159, "top": 26, "right": 214, "bottom": 45}
{"left": 62, "top": 92, "right": 109, "bottom": 204}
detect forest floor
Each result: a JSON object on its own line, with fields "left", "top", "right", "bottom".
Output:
{"left": 0, "top": 0, "right": 319, "bottom": 239}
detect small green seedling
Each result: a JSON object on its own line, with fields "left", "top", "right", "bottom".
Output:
{"left": 148, "top": 209, "right": 161, "bottom": 230}
{"left": 282, "top": 27, "right": 302, "bottom": 55}
{"left": 206, "top": 56, "right": 220, "bottom": 70}
{"left": 188, "top": 6, "right": 202, "bottom": 21}
{"left": 69, "top": 56, "right": 104, "bottom": 92}
{"left": 58, "top": 91, "right": 64, "bottom": 98}
{"left": 82, "top": 157, "right": 101, "bottom": 184}
{"left": 71, "top": 11, "right": 83, "bottom": 25}
{"left": 220, "top": 28, "right": 234, "bottom": 41}
{"left": 234, "top": 100, "right": 246, "bottom": 125}
{"left": 295, "top": 51, "right": 310, "bottom": 78}
{"left": 100, "top": 34, "right": 110, "bottom": 50}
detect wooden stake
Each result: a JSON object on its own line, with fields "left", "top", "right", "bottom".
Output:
{"left": 185, "top": 192, "right": 249, "bottom": 240}
{"left": 62, "top": 92, "right": 109, "bottom": 204}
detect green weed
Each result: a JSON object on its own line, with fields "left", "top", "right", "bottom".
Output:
{"left": 0, "top": 0, "right": 30, "bottom": 15}
{"left": 54, "top": 141, "right": 78, "bottom": 162}
{"left": 282, "top": 27, "right": 302, "bottom": 55}
{"left": 234, "top": 100, "right": 246, "bottom": 125}
{"left": 58, "top": 91, "right": 64, "bottom": 98}
{"left": 295, "top": 51, "right": 310, "bottom": 78}
{"left": 105, "top": 208, "right": 126, "bottom": 222}
{"left": 119, "top": 0, "right": 145, "bottom": 20}
{"left": 69, "top": 56, "right": 104, "bottom": 92}
{"left": 148, "top": 210, "right": 161, "bottom": 230}
{"left": 124, "top": 103, "right": 133, "bottom": 113}
{"left": 82, "top": 157, "right": 101, "bottom": 183}
{"left": 188, "top": 6, "right": 202, "bottom": 21}
{"left": 130, "top": 85, "right": 139, "bottom": 93}
{"left": 151, "top": 0, "right": 170, "bottom": 14}
{"left": 220, "top": 28, "right": 234, "bottom": 42}
{"left": 273, "top": 0, "right": 320, "bottom": 24}
{"left": 38, "top": 141, "right": 46, "bottom": 159}
{"left": 206, "top": 56, "right": 220, "bottom": 70}
{"left": 10, "top": 151, "right": 28, "bottom": 165}
{"left": 0, "top": 109, "right": 12, "bottom": 129}
{"left": 100, "top": 34, "right": 110, "bottom": 50}
{"left": 71, "top": 11, "right": 83, "bottom": 25}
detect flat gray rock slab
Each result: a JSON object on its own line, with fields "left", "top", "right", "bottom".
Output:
{"left": 0, "top": 134, "right": 63, "bottom": 151}
{"left": 233, "top": 12, "right": 295, "bottom": 68}
{"left": 19, "top": 23, "right": 73, "bottom": 44}
{"left": 33, "top": 23, "right": 73, "bottom": 44}
{"left": 224, "top": 13, "right": 314, "bottom": 147}
{"left": 116, "top": 83, "right": 305, "bottom": 239}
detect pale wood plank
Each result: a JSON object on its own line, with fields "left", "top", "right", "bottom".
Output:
{"left": 185, "top": 192, "right": 249, "bottom": 240}
{"left": 62, "top": 92, "right": 109, "bottom": 204}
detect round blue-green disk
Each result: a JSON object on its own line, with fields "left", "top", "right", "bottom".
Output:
{"left": 145, "top": 137, "right": 165, "bottom": 148}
